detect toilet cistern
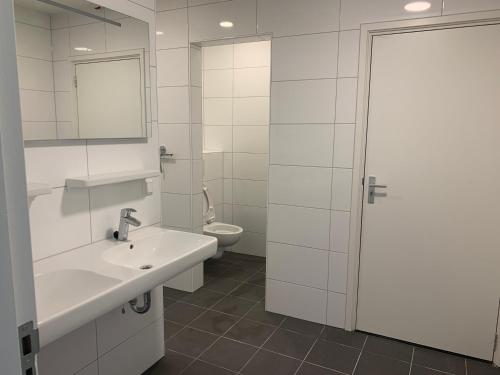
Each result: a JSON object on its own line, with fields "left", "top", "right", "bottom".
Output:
{"left": 114, "top": 208, "right": 141, "bottom": 241}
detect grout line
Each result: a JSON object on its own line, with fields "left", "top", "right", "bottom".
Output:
{"left": 293, "top": 325, "right": 327, "bottom": 375}
{"left": 352, "top": 335, "right": 368, "bottom": 374}
{"left": 409, "top": 347, "right": 415, "bottom": 375}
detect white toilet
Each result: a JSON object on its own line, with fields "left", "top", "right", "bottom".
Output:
{"left": 203, "top": 185, "right": 243, "bottom": 259}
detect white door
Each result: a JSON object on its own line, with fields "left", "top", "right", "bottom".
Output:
{"left": 1, "top": 0, "right": 39, "bottom": 373}
{"left": 357, "top": 24, "right": 500, "bottom": 360}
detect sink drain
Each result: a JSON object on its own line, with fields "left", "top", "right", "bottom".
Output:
{"left": 139, "top": 264, "right": 153, "bottom": 270}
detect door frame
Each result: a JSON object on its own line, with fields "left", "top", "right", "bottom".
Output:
{"left": 345, "top": 10, "right": 500, "bottom": 363}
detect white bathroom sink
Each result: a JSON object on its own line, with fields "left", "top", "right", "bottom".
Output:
{"left": 33, "top": 227, "right": 217, "bottom": 347}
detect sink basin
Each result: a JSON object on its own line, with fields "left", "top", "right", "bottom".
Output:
{"left": 35, "top": 270, "right": 121, "bottom": 324}
{"left": 33, "top": 227, "right": 217, "bottom": 346}
{"left": 103, "top": 229, "right": 216, "bottom": 269}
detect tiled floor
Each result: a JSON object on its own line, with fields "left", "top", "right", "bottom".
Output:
{"left": 144, "top": 251, "right": 499, "bottom": 375}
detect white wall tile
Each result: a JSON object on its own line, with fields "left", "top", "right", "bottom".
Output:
{"left": 161, "top": 193, "right": 191, "bottom": 228}
{"left": 233, "top": 97, "right": 269, "bottom": 126}
{"left": 328, "top": 252, "right": 348, "bottom": 293}
{"left": 37, "top": 322, "right": 96, "bottom": 375}
{"left": 203, "top": 44, "right": 233, "bottom": 69}
{"left": 192, "top": 159, "right": 203, "bottom": 194}
{"left": 204, "top": 126, "right": 232, "bottom": 151}
{"left": 232, "top": 205, "right": 267, "bottom": 233}
{"left": 53, "top": 61, "right": 72, "bottom": 92}
{"left": 203, "top": 152, "right": 223, "bottom": 180}
{"left": 268, "top": 242, "right": 328, "bottom": 289}
{"left": 272, "top": 33, "right": 338, "bottom": 81}
{"left": 333, "top": 124, "right": 355, "bottom": 168}
{"left": 70, "top": 23, "right": 106, "bottom": 55}
{"left": 189, "top": 0, "right": 257, "bottom": 42}
{"left": 30, "top": 188, "right": 91, "bottom": 261}
{"left": 327, "top": 292, "right": 346, "bottom": 328}
{"left": 105, "top": 17, "right": 149, "bottom": 52}
{"left": 19, "top": 90, "right": 55, "bottom": 122}
{"left": 86, "top": 138, "right": 157, "bottom": 175}
{"left": 223, "top": 203, "right": 233, "bottom": 223}
{"left": 162, "top": 159, "right": 191, "bottom": 193}
{"left": 234, "top": 41, "right": 271, "bottom": 68}
{"left": 156, "top": 8, "right": 188, "bottom": 49}
{"left": 24, "top": 141, "right": 87, "bottom": 188}
{"left": 258, "top": 0, "right": 340, "bottom": 37}
{"left": 268, "top": 204, "right": 330, "bottom": 250}
{"left": 14, "top": 5, "right": 50, "bottom": 29}
{"left": 330, "top": 210, "right": 350, "bottom": 253}
{"left": 17, "top": 57, "right": 54, "bottom": 91}
{"left": 15, "top": 23, "right": 52, "bottom": 59}
{"left": 23, "top": 122, "right": 58, "bottom": 141}
{"left": 233, "top": 180, "right": 267, "bottom": 207}
{"left": 158, "top": 124, "right": 190, "bottom": 160}
{"left": 338, "top": 30, "right": 360, "bottom": 78}
{"left": 192, "top": 193, "right": 203, "bottom": 228}
{"left": 335, "top": 78, "right": 358, "bottom": 123}
{"left": 190, "top": 46, "right": 202, "bottom": 86}
{"left": 232, "top": 231, "right": 266, "bottom": 257}
{"left": 223, "top": 153, "right": 233, "bottom": 178}
{"left": 157, "top": 48, "right": 189, "bottom": 86}
{"left": 233, "top": 153, "right": 268, "bottom": 180}
{"left": 340, "top": 0, "right": 441, "bottom": 30}
{"left": 90, "top": 179, "right": 161, "bottom": 241}
{"left": 266, "top": 279, "right": 327, "bottom": 324}
{"left": 191, "top": 87, "right": 202, "bottom": 123}
{"left": 203, "top": 69, "right": 233, "bottom": 97}
{"left": 270, "top": 125, "right": 334, "bottom": 167}
{"left": 331, "top": 168, "right": 353, "bottom": 211}
{"left": 268, "top": 165, "right": 332, "bottom": 209}
{"left": 443, "top": 0, "right": 500, "bottom": 14}
{"left": 223, "top": 179, "right": 232, "bottom": 204}
{"left": 54, "top": 92, "right": 72, "bottom": 122}
{"left": 157, "top": 0, "right": 187, "bottom": 11}
{"left": 158, "top": 86, "right": 190, "bottom": 123}
{"left": 203, "top": 98, "right": 233, "bottom": 126}
{"left": 233, "top": 126, "right": 268, "bottom": 153}
{"left": 205, "top": 179, "right": 223, "bottom": 206}
{"left": 234, "top": 67, "right": 270, "bottom": 97}
{"left": 192, "top": 124, "right": 203, "bottom": 159}
{"left": 271, "top": 80, "right": 336, "bottom": 124}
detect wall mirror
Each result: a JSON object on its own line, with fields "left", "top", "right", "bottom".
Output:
{"left": 14, "top": 0, "right": 150, "bottom": 140}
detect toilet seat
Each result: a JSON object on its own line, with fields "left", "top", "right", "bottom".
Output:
{"left": 203, "top": 222, "right": 243, "bottom": 247}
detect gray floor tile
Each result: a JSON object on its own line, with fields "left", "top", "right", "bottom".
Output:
{"left": 410, "top": 365, "right": 447, "bottom": 375}
{"left": 241, "top": 349, "right": 301, "bottom": 375}
{"left": 204, "top": 278, "right": 242, "bottom": 294}
{"left": 354, "top": 351, "right": 409, "bottom": 375}
{"left": 190, "top": 310, "right": 239, "bottom": 335}
{"left": 201, "top": 337, "right": 257, "bottom": 372}
{"left": 467, "top": 359, "right": 500, "bottom": 375}
{"left": 181, "top": 288, "right": 225, "bottom": 308}
{"left": 143, "top": 350, "right": 192, "bottom": 375}
{"left": 282, "top": 317, "right": 324, "bottom": 337}
{"left": 183, "top": 360, "right": 235, "bottom": 375}
{"left": 364, "top": 335, "right": 413, "bottom": 362}
{"left": 163, "top": 287, "right": 190, "bottom": 300}
{"left": 164, "top": 320, "right": 184, "bottom": 341}
{"left": 264, "top": 328, "right": 316, "bottom": 360}
{"left": 413, "top": 347, "right": 465, "bottom": 375}
{"left": 230, "top": 283, "right": 265, "bottom": 302}
{"left": 166, "top": 327, "right": 218, "bottom": 357}
{"left": 222, "top": 266, "right": 257, "bottom": 281}
{"left": 320, "top": 327, "right": 366, "bottom": 349}
{"left": 212, "top": 295, "right": 257, "bottom": 316}
{"left": 225, "top": 318, "right": 275, "bottom": 346}
{"left": 306, "top": 340, "right": 360, "bottom": 373}
{"left": 246, "top": 272, "right": 265, "bottom": 286}
{"left": 297, "top": 362, "right": 344, "bottom": 375}
{"left": 246, "top": 301, "right": 286, "bottom": 326}
{"left": 164, "top": 302, "right": 205, "bottom": 325}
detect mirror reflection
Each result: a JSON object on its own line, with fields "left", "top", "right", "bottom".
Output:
{"left": 14, "top": 0, "right": 150, "bottom": 140}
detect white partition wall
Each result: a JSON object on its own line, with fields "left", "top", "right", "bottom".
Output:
{"left": 155, "top": 0, "right": 500, "bottom": 329}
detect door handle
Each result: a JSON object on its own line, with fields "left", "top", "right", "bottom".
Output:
{"left": 368, "top": 176, "right": 387, "bottom": 204}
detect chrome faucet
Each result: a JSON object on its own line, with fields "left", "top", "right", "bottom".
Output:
{"left": 114, "top": 208, "right": 141, "bottom": 241}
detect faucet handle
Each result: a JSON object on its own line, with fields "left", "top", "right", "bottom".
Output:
{"left": 120, "top": 208, "right": 137, "bottom": 217}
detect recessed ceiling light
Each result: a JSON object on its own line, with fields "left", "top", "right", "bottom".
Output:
{"left": 219, "top": 21, "right": 234, "bottom": 28}
{"left": 404, "top": 1, "right": 431, "bottom": 12}
{"left": 156, "top": 31, "right": 164, "bottom": 35}
{"left": 74, "top": 47, "right": 92, "bottom": 52}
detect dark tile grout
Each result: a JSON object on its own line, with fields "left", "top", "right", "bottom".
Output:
{"left": 292, "top": 325, "right": 327, "bottom": 375}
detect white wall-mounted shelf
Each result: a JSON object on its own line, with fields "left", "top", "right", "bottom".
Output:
{"left": 66, "top": 169, "right": 160, "bottom": 189}
{"left": 27, "top": 183, "right": 52, "bottom": 198}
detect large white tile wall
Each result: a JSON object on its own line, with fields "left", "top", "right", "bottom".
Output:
{"left": 201, "top": 41, "right": 270, "bottom": 257}
{"left": 17, "top": 0, "right": 164, "bottom": 374}
{"left": 155, "top": 0, "right": 498, "bottom": 329}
